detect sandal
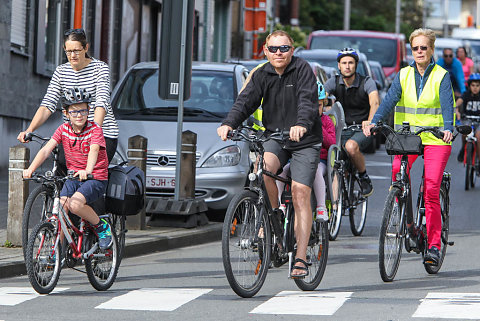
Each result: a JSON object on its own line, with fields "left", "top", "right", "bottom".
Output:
{"left": 290, "top": 258, "right": 309, "bottom": 279}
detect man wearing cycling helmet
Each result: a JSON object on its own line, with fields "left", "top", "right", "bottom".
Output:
{"left": 324, "top": 48, "right": 380, "bottom": 196}
{"left": 456, "top": 73, "right": 480, "bottom": 162}
{"left": 217, "top": 30, "right": 322, "bottom": 279}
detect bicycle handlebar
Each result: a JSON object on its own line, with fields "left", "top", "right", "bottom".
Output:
{"left": 227, "top": 126, "right": 290, "bottom": 144}
{"left": 371, "top": 121, "right": 471, "bottom": 142}
{"left": 24, "top": 132, "right": 50, "bottom": 143}
{"left": 24, "top": 171, "right": 94, "bottom": 183}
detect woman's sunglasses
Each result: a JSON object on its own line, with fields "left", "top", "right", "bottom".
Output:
{"left": 411, "top": 46, "right": 428, "bottom": 52}
{"left": 64, "top": 28, "right": 86, "bottom": 37}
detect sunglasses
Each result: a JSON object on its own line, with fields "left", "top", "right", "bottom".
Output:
{"left": 444, "top": 54, "right": 453, "bottom": 58}
{"left": 64, "top": 28, "right": 86, "bottom": 37}
{"left": 68, "top": 109, "right": 89, "bottom": 117}
{"left": 267, "top": 45, "right": 292, "bottom": 53}
{"left": 412, "top": 46, "right": 428, "bottom": 52}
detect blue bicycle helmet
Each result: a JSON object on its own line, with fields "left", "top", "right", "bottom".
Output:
{"left": 317, "top": 81, "right": 326, "bottom": 100}
{"left": 62, "top": 87, "right": 91, "bottom": 106}
{"left": 337, "top": 47, "right": 359, "bottom": 63}
{"left": 468, "top": 73, "right": 480, "bottom": 85}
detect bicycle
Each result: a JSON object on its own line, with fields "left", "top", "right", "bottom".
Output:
{"left": 327, "top": 124, "right": 368, "bottom": 240}
{"left": 221, "top": 126, "right": 329, "bottom": 298}
{"left": 373, "top": 121, "right": 470, "bottom": 282}
{"left": 24, "top": 171, "right": 120, "bottom": 294}
{"left": 21, "top": 132, "right": 127, "bottom": 262}
{"left": 461, "top": 115, "right": 480, "bottom": 190}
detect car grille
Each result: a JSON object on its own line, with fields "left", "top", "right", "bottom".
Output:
{"left": 146, "top": 188, "right": 207, "bottom": 198}
{"left": 147, "top": 151, "right": 201, "bottom": 167}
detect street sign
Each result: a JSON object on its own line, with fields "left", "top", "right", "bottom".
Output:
{"left": 158, "top": 0, "right": 194, "bottom": 100}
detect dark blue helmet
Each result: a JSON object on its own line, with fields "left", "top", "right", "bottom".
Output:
{"left": 468, "top": 73, "right": 480, "bottom": 85}
{"left": 337, "top": 47, "right": 359, "bottom": 63}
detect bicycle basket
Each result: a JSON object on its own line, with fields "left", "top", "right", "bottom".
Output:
{"left": 385, "top": 132, "right": 423, "bottom": 155}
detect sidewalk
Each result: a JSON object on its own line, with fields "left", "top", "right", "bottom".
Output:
{"left": 0, "top": 222, "right": 222, "bottom": 279}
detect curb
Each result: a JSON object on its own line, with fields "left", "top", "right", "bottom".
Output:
{"left": 0, "top": 223, "right": 223, "bottom": 279}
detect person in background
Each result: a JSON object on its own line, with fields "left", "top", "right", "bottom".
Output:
{"left": 437, "top": 47, "right": 466, "bottom": 99}
{"left": 456, "top": 46, "right": 474, "bottom": 88}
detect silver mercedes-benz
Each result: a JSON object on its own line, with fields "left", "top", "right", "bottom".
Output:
{"left": 111, "top": 61, "right": 251, "bottom": 211}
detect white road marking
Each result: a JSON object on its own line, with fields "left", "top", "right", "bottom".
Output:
{"left": 369, "top": 175, "right": 391, "bottom": 180}
{"left": 95, "top": 288, "right": 213, "bottom": 311}
{"left": 413, "top": 292, "right": 480, "bottom": 319}
{"left": 366, "top": 161, "right": 393, "bottom": 167}
{"left": 250, "top": 291, "right": 353, "bottom": 315}
{"left": 0, "top": 287, "right": 68, "bottom": 306}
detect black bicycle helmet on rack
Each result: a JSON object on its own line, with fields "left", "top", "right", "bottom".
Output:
{"left": 62, "top": 87, "right": 91, "bottom": 106}
{"left": 337, "top": 47, "right": 359, "bottom": 63}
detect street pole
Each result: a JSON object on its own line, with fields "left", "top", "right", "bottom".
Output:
{"left": 344, "top": 0, "right": 351, "bottom": 30}
{"left": 395, "top": 0, "right": 401, "bottom": 34}
{"left": 174, "top": 0, "right": 189, "bottom": 201}
{"left": 443, "top": 0, "right": 449, "bottom": 37}
{"left": 477, "top": 0, "right": 480, "bottom": 28}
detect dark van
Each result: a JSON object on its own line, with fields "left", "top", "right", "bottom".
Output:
{"left": 307, "top": 30, "right": 407, "bottom": 82}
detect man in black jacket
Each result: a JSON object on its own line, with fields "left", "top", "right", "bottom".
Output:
{"left": 217, "top": 30, "right": 322, "bottom": 279}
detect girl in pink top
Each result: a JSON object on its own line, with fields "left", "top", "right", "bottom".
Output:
{"left": 457, "top": 46, "right": 474, "bottom": 87}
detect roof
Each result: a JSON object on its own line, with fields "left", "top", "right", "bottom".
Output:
{"left": 127, "top": 61, "right": 240, "bottom": 72}
{"left": 309, "top": 30, "right": 405, "bottom": 40}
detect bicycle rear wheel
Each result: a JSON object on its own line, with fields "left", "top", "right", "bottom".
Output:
{"left": 25, "top": 222, "right": 61, "bottom": 294}
{"left": 465, "top": 142, "right": 474, "bottom": 190}
{"left": 424, "top": 185, "right": 449, "bottom": 274}
{"left": 85, "top": 227, "right": 120, "bottom": 291}
{"left": 327, "top": 160, "right": 343, "bottom": 241}
{"left": 294, "top": 221, "right": 329, "bottom": 291}
{"left": 110, "top": 214, "right": 126, "bottom": 263}
{"left": 379, "top": 186, "right": 404, "bottom": 282}
{"left": 22, "top": 184, "right": 54, "bottom": 258}
{"left": 222, "top": 190, "right": 271, "bottom": 298}
{"left": 349, "top": 175, "right": 368, "bottom": 236}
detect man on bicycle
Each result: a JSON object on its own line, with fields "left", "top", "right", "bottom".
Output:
{"left": 217, "top": 30, "right": 322, "bottom": 279}
{"left": 324, "top": 48, "right": 380, "bottom": 196}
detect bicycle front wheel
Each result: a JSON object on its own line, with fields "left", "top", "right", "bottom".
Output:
{"left": 465, "top": 142, "right": 474, "bottom": 190}
{"left": 328, "top": 162, "right": 343, "bottom": 241}
{"left": 22, "top": 184, "right": 54, "bottom": 258}
{"left": 379, "top": 186, "right": 404, "bottom": 282}
{"left": 424, "top": 185, "right": 449, "bottom": 274}
{"left": 222, "top": 190, "right": 271, "bottom": 298}
{"left": 349, "top": 175, "right": 368, "bottom": 236}
{"left": 294, "top": 221, "right": 329, "bottom": 291}
{"left": 85, "top": 228, "right": 120, "bottom": 291}
{"left": 25, "top": 222, "right": 61, "bottom": 294}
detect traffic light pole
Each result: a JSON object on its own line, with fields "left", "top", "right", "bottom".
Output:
{"left": 174, "top": 0, "right": 189, "bottom": 201}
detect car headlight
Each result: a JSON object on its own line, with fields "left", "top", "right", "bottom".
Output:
{"left": 201, "top": 146, "right": 241, "bottom": 167}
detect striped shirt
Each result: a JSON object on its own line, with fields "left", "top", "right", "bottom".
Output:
{"left": 41, "top": 58, "right": 119, "bottom": 139}
{"left": 52, "top": 121, "right": 109, "bottom": 180}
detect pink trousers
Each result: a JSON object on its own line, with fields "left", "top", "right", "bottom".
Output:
{"left": 392, "top": 145, "right": 451, "bottom": 249}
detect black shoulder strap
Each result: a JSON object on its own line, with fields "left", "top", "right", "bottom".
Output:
{"left": 335, "top": 75, "right": 346, "bottom": 104}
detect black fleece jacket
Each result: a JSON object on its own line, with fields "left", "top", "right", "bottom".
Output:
{"left": 222, "top": 56, "right": 322, "bottom": 150}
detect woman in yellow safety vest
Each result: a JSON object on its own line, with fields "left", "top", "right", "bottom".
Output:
{"left": 364, "top": 28, "right": 455, "bottom": 267}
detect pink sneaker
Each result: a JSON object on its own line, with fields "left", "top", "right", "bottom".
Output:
{"left": 315, "top": 206, "right": 328, "bottom": 222}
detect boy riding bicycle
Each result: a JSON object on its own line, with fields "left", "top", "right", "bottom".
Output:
{"left": 23, "top": 87, "right": 113, "bottom": 250}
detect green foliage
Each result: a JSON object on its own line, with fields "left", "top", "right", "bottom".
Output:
{"left": 259, "top": 23, "right": 308, "bottom": 49}
{"left": 3, "top": 240, "right": 14, "bottom": 248}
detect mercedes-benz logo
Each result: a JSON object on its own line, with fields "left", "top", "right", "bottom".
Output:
{"left": 157, "top": 155, "right": 169, "bottom": 166}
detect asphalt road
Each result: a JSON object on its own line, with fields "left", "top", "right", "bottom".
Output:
{"left": 2, "top": 140, "right": 480, "bottom": 320}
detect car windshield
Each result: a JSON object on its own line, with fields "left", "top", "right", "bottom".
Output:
{"left": 310, "top": 36, "right": 397, "bottom": 67}
{"left": 299, "top": 55, "right": 366, "bottom": 76}
{"left": 113, "top": 69, "right": 236, "bottom": 121}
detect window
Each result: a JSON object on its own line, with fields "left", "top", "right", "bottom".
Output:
{"left": 35, "top": 0, "right": 72, "bottom": 76}
{"left": 10, "top": 0, "right": 29, "bottom": 53}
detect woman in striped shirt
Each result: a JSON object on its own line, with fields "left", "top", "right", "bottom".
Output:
{"left": 17, "top": 28, "right": 119, "bottom": 163}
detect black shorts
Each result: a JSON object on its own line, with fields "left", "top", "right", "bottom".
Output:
{"left": 263, "top": 140, "right": 320, "bottom": 187}
{"left": 341, "top": 128, "right": 373, "bottom": 151}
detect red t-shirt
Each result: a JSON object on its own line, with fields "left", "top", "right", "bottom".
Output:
{"left": 52, "top": 121, "right": 108, "bottom": 180}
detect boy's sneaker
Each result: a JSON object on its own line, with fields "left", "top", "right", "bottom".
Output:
{"left": 94, "top": 219, "right": 113, "bottom": 250}
{"left": 315, "top": 206, "right": 329, "bottom": 222}
{"left": 359, "top": 174, "right": 374, "bottom": 197}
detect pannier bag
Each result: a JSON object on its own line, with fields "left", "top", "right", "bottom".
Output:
{"left": 385, "top": 132, "right": 423, "bottom": 155}
{"left": 106, "top": 165, "right": 145, "bottom": 216}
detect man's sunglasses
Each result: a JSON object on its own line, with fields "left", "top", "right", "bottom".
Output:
{"left": 64, "top": 28, "right": 86, "bottom": 37}
{"left": 267, "top": 45, "right": 292, "bottom": 53}
{"left": 444, "top": 54, "right": 453, "bottom": 58}
{"left": 412, "top": 46, "right": 428, "bottom": 52}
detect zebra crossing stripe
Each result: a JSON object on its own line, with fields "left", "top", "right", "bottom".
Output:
{"left": 250, "top": 291, "right": 353, "bottom": 315}
{"left": 0, "top": 287, "right": 68, "bottom": 306}
{"left": 95, "top": 288, "right": 213, "bottom": 311}
{"left": 413, "top": 292, "right": 480, "bottom": 319}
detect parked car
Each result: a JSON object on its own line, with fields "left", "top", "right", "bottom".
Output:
{"left": 405, "top": 43, "right": 414, "bottom": 65}
{"left": 369, "top": 60, "right": 389, "bottom": 100}
{"left": 111, "top": 62, "right": 251, "bottom": 211}
{"left": 307, "top": 30, "right": 407, "bottom": 82}
{"left": 224, "top": 58, "right": 268, "bottom": 72}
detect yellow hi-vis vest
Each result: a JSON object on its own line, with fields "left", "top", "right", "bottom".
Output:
{"left": 394, "top": 64, "right": 454, "bottom": 145}
{"left": 248, "top": 62, "right": 268, "bottom": 132}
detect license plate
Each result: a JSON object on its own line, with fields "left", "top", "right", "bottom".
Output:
{"left": 146, "top": 176, "right": 175, "bottom": 188}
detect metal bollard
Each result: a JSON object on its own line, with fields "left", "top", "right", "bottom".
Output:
{"left": 127, "top": 135, "right": 147, "bottom": 230}
{"left": 7, "top": 145, "right": 30, "bottom": 246}
{"left": 179, "top": 130, "right": 196, "bottom": 199}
